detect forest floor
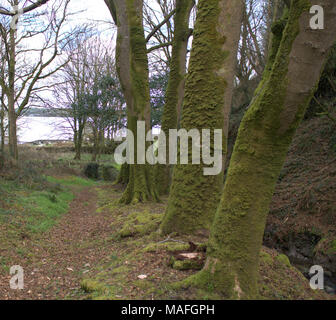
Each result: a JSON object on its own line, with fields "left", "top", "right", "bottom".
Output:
{"left": 264, "top": 116, "right": 336, "bottom": 292}
{"left": 0, "top": 114, "right": 335, "bottom": 300}
{"left": 0, "top": 174, "right": 333, "bottom": 300}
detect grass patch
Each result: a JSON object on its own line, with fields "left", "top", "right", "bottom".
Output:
{"left": 21, "top": 190, "right": 74, "bottom": 233}
{"left": 46, "top": 175, "right": 98, "bottom": 187}
{"left": 0, "top": 175, "right": 95, "bottom": 236}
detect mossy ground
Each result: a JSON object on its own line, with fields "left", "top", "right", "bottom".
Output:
{"left": 0, "top": 173, "right": 333, "bottom": 300}
{"left": 258, "top": 248, "right": 328, "bottom": 300}
{"left": 78, "top": 185, "right": 332, "bottom": 300}
{"left": 0, "top": 145, "right": 334, "bottom": 300}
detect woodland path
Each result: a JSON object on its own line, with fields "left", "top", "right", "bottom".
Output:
{"left": 0, "top": 185, "right": 117, "bottom": 300}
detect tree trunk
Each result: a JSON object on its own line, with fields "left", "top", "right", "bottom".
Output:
{"left": 105, "top": 0, "right": 158, "bottom": 204}
{"left": 0, "top": 102, "right": 5, "bottom": 169}
{"left": 91, "top": 124, "right": 98, "bottom": 162}
{"left": 155, "top": 0, "right": 194, "bottom": 195}
{"left": 74, "top": 126, "right": 84, "bottom": 161}
{"left": 8, "top": 23, "right": 18, "bottom": 161}
{"left": 74, "top": 145, "right": 81, "bottom": 160}
{"left": 160, "top": 0, "right": 244, "bottom": 235}
{"left": 0, "top": 63, "right": 5, "bottom": 157}
{"left": 97, "top": 127, "right": 104, "bottom": 160}
{"left": 0, "top": 102, "right": 5, "bottom": 154}
{"left": 116, "top": 163, "right": 129, "bottom": 184}
{"left": 187, "top": 0, "right": 336, "bottom": 299}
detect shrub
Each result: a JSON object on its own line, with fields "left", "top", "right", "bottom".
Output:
{"left": 100, "top": 165, "right": 118, "bottom": 182}
{"left": 84, "top": 163, "right": 100, "bottom": 180}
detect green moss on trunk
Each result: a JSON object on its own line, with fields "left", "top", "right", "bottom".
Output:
{"left": 160, "top": 0, "right": 244, "bottom": 235}
{"left": 116, "top": 163, "right": 129, "bottom": 185}
{"left": 109, "top": 0, "right": 158, "bottom": 204}
{"left": 155, "top": 0, "right": 194, "bottom": 195}
{"left": 187, "top": 0, "right": 336, "bottom": 299}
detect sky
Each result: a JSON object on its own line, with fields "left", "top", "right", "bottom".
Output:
{"left": 71, "top": 0, "right": 112, "bottom": 19}
{"left": 69, "top": 0, "right": 114, "bottom": 31}
{"left": 0, "top": 0, "right": 169, "bottom": 65}
{"left": 67, "top": 0, "right": 167, "bottom": 41}
{"left": 68, "top": 0, "right": 162, "bottom": 33}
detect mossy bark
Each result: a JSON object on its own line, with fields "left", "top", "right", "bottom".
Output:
{"left": 0, "top": 102, "right": 5, "bottom": 155}
{"left": 106, "top": 0, "right": 158, "bottom": 203}
{"left": 160, "top": 0, "right": 244, "bottom": 235}
{"left": 0, "top": 101, "right": 4, "bottom": 169}
{"left": 116, "top": 163, "right": 129, "bottom": 185}
{"left": 155, "top": 0, "right": 194, "bottom": 195}
{"left": 188, "top": 0, "right": 336, "bottom": 299}
{"left": 0, "top": 57, "right": 5, "bottom": 157}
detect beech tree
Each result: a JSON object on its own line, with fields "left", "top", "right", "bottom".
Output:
{"left": 185, "top": 0, "right": 336, "bottom": 299}
{"left": 104, "top": 0, "right": 158, "bottom": 204}
{"left": 0, "top": 42, "right": 6, "bottom": 157}
{"left": 160, "top": 0, "right": 244, "bottom": 235}
{"left": 154, "top": 0, "right": 195, "bottom": 195}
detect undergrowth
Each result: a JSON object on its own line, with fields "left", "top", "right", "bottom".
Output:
{"left": 78, "top": 185, "right": 332, "bottom": 301}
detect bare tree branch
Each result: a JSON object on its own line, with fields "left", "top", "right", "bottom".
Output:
{"left": 0, "top": 0, "right": 50, "bottom": 16}
{"left": 145, "top": 9, "right": 176, "bottom": 43}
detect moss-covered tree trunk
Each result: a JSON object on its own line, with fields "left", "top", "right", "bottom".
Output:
{"left": 0, "top": 102, "right": 5, "bottom": 154}
{"left": 116, "top": 163, "right": 129, "bottom": 184}
{"left": 160, "top": 0, "right": 244, "bottom": 235}
{"left": 155, "top": 0, "right": 194, "bottom": 195}
{"left": 0, "top": 62, "right": 5, "bottom": 157}
{"left": 187, "top": 0, "right": 336, "bottom": 299}
{"left": 105, "top": 0, "right": 158, "bottom": 204}
{"left": 0, "top": 100, "right": 5, "bottom": 169}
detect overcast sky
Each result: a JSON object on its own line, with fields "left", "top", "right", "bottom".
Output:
{"left": 69, "top": 0, "right": 113, "bottom": 27}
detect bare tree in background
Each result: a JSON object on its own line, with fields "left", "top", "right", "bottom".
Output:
{"left": 0, "top": 36, "right": 6, "bottom": 158}
{"left": 82, "top": 40, "right": 125, "bottom": 162}
{"left": 144, "top": 0, "right": 175, "bottom": 73}
{"left": 53, "top": 36, "right": 125, "bottom": 161}
{"left": 52, "top": 35, "right": 92, "bottom": 161}
{"left": 234, "top": 0, "right": 280, "bottom": 110}
{"left": 0, "top": 0, "right": 83, "bottom": 161}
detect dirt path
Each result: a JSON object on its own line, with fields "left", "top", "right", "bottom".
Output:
{"left": 0, "top": 185, "right": 117, "bottom": 300}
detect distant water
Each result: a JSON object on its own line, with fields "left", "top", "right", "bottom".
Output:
{"left": 16, "top": 116, "right": 161, "bottom": 144}
{"left": 17, "top": 117, "right": 73, "bottom": 143}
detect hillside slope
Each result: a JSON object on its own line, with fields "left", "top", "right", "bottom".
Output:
{"left": 264, "top": 115, "right": 336, "bottom": 294}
